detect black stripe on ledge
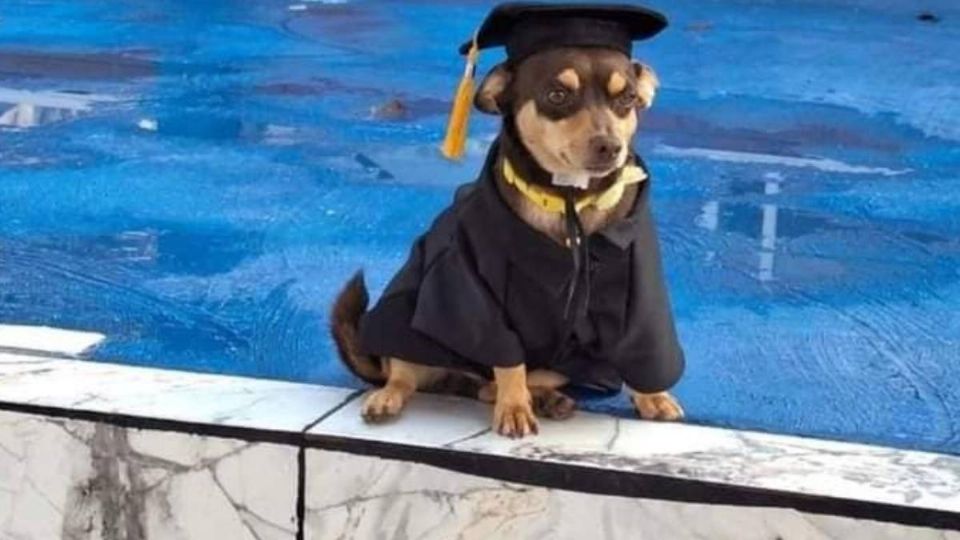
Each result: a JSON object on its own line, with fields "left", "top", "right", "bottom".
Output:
{"left": 1, "top": 398, "right": 958, "bottom": 532}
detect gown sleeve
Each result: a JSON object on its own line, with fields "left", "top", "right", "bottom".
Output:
{"left": 611, "top": 186, "right": 686, "bottom": 393}
{"left": 410, "top": 243, "right": 525, "bottom": 368}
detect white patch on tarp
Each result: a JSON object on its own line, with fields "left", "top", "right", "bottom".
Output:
{"left": 655, "top": 145, "right": 912, "bottom": 177}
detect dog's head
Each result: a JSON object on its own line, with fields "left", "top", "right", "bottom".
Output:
{"left": 476, "top": 47, "right": 658, "bottom": 178}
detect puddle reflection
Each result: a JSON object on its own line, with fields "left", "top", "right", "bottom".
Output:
{"left": 0, "top": 87, "right": 109, "bottom": 129}
{"left": 698, "top": 172, "right": 785, "bottom": 282}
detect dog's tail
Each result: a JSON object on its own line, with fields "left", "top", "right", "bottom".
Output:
{"left": 330, "top": 272, "right": 385, "bottom": 385}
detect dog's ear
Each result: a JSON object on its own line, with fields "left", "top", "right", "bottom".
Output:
{"left": 475, "top": 63, "right": 512, "bottom": 115}
{"left": 633, "top": 62, "right": 660, "bottom": 109}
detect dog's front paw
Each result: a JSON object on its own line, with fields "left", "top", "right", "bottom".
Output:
{"left": 632, "top": 391, "right": 684, "bottom": 421}
{"left": 361, "top": 387, "right": 409, "bottom": 424}
{"left": 493, "top": 393, "right": 539, "bottom": 438}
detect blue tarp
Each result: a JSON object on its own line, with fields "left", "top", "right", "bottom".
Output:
{"left": 1, "top": 0, "right": 958, "bottom": 454}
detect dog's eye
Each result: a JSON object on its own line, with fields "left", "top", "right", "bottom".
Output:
{"left": 546, "top": 89, "right": 570, "bottom": 106}
{"left": 615, "top": 91, "right": 638, "bottom": 108}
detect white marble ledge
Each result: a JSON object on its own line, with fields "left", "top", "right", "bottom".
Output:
{"left": 305, "top": 449, "right": 960, "bottom": 540}
{"left": 309, "top": 391, "right": 960, "bottom": 516}
{"left": 0, "top": 324, "right": 105, "bottom": 355}
{"left": 2, "top": 350, "right": 959, "bottom": 521}
{"left": 0, "top": 352, "right": 356, "bottom": 433}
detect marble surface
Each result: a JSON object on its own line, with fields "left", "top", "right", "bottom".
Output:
{"left": 310, "top": 392, "right": 960, "bottom": 515}
{"left": 0, "top": 352, "right": 356, "bottom": 433}
{"left": 0, "top": 409, "right": 298, "bottom": 539}
{"left": 0, "top": 324, "right": 105, "bottom": 356}
{"left": 305, "top": 449, "right": 960, "bottom": 540}
{"left": 314, "top": 392, "right": 491, "bottom": 447}
{"left": 1, "top": 344, "right": 959, "bottom": 525}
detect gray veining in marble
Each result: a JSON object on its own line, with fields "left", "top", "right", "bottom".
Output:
{"left": 311, "top": 392, "right": 960, "bottom": 515}
{"left": 305, "top": 449, "right": 960, "bottom": 540}
{"left": 0, "top": 409, "right": 298, "bottom": 540}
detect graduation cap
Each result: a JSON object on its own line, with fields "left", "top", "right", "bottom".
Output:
{"left": 441, "top": 2, "right": 668, "bottom": 160}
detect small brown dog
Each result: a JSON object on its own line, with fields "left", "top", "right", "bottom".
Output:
{"left": 332, "top": 3, "right": 685, "bottom": 438}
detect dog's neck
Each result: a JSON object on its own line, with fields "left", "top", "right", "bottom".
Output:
{"left": 492, "top": 118, "right": 639, "bottom": 244}
{"left": 496, "top": 116, "right": 621, "bottom": 196}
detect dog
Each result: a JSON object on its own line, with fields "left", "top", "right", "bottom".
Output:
{"left": 332, "top": 45, "right": 684, "bottom": 438}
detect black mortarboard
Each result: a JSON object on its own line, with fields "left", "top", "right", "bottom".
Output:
{"left": 441, "top": 2, "right": 668, "bottom": 160}
{"left": 459, "top": 2, "right": 668, "bottom": 63}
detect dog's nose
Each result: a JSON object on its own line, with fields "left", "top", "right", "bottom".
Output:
{"left": 588, "top": 136, "right": 623, "bottom": 162}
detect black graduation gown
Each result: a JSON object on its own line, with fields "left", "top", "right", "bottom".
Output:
{"left": 358, "top": 145, "right": 685, "bottom": 393}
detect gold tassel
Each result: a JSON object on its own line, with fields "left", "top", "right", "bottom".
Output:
{"left": 441, "top": 34, "right": 479, "bottom": 161}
